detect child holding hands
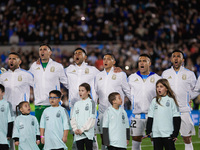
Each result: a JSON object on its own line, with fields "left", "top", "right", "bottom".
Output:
{"left": 145, "top": 79, "right": 181, "bottom": 150}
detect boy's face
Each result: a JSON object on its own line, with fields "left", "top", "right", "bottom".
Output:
{"left": 113, "top": 94, "right": 122, "bottom": 106}
{"left": 0, "top": 89, "right": 4, "bottom": 100}
{"left": 49, "top": 93, "right": 60, "bottom": 107}
{"left": 20, "top": 102, "right": 31, "bottom": 114}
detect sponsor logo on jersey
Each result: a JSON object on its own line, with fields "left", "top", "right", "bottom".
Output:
{"left": 182, "top": 74, "right": 186, "bottom": 80}
{"left": 50, "top": 66, "right": 55, "bottom": 72}
{"left": 56, "top": 110, "right": 61, "bottom": 117}
{"left": 85, "top": 68, "right": 89, "bottom": 74}
{"left": 19, "top": 122, "right": 24, "bottom": 129}
{"left": 112, "top": 74, "right": 116, "bottom": 80}
{"left": 76, "top": 109, "right": 79, "bottom": 114}
{"left": 122, "top": 113, "right": 125, "bottom": 124}
{"left": 1, "top": 105, "right": 4, "bottom": 112}
{"left": 31, "top": 119, "right": 34, "bottom": 126}
{"left": 46, "top": 116, "right": 49, "bottom": 121}
{"left": 18, "top": 75, "right": 22, "bottom": 81}
{"left": 85, "top": 104, "right": 89, "bottom": 111}
{"left": 150, "top": 77, "right": 155, "bottom": 83}
{"left": 166, "top": 100, "right": 170, "bottom": 107}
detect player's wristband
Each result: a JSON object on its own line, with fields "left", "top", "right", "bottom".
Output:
{"left": 40, "top": 136, "right": 44, "bottom": 138}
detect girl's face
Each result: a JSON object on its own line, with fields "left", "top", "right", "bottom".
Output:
{"left": 156, "top": 83, "right": 167, "bottom": 96}
{"left": 79, "top": 86, "right": 90, "bottom": 100}
{"left": 20, "top": 102, "right": 31, "bottom": 114}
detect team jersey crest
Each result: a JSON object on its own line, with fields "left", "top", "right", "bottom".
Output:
{"left": 85, "top": 68, "right": 89, "bottom": 74}
{"left": 18, "top": 75, "right": 22, "bottom": 81}
{"left": 50, "top": 66, "right": 55, "bottom": 72}
{"left": 112, "top": 74, "right": 116, "bottom": 80}
{"left": 150, "top": 77, "right": 155, "bottom": 83}
{"left": 182, "top": 74, "right": 186, "bottom": 80}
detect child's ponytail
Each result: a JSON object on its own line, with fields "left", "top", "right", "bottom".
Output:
{"left": 16, "top": 105, "right": 19, "bottom": 116}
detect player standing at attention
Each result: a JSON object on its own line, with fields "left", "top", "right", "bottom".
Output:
{"left": 162, "top": 50, "right": 198, "bottom": 150}
{"left": 128, "top": 54, "right": 161, "bottom": 150}
{"left": 29, "top": 44, "right": 68, "bottom": 149}
{"left": 95, "top": 53, "right": 131, "bottom": 150}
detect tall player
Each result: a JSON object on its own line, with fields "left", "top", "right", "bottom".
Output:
{"left": 128, "top": 54, "right": 161, "bottom": 150}
{"left": 95, "top": 53, "right": 131, "bottom": 150}
{"left": 162, "top": 50, "right": 198, "bottom": 150}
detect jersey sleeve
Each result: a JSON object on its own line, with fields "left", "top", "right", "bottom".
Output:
{"left": 12, "top": 118, "right": 19, "bottom": 138}
{"left": 89, "top": 100, "right": 96, "bottom": 119}
{"left": 124, "top": 110, "right": 129, "bottom": 129}
{"left": 62, "top": 109, "right": 71, "bottom": 130}
{"left": 148, "top": 99, "right": 155, "bottom": 118}
{"left": 189, "top": 72, "right": 199, "bottom": 99}
{"left": 171, "top": 100, "right": 180, "bottom": 117}
{"left": 121, "top": 72, "right": 131, "bottom": 101}
{"left": 194, "top": 76, "right": 200, "bottom": 92}
{"left": 34, "top": 116, "right": 40, "bottom": 136}
{"left": 102, "top": 109, "right": 109, "bottom": 128}
{"left": 7, "top": 102, "right": 15, "bottom": 123}
{"left": 58, "top": 65, "right": 68, "bottom": 89}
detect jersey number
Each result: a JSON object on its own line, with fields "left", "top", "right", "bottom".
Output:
{"left": 131, "top": 120, "right": 136, "bottom": 128}
{"left": 97, "top": 118, "right": 100, "bottom": 126}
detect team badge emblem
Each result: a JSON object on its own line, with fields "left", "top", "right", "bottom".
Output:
{"left": 99, "top": 77, "right": 102, "bottom": 80}
{"left": 46, "top": 116, "right": 49, "bottom": 121}
{"left": 18, "top": 75, "right": 22, "bottom": 81}
{"left": 122, "top": 113, "right": 125, "bottom": 124}
{"left": 182, "top": 74, "right": 186, "bottom": 80}
{"left": 31, "top": 119, "right": 34, "bottom": 126}
{"left": 76, "top": 109, "right": 79, "bottom": 114}
{"left": 166, "top": 100, "right": 170, "bottom": 107}
{"left": 85, "top": 68, "right": 89, "bottom": 74}
{"left": 50, "top": 67, "right": 55, "bottom": 72}
{"left": 56, "top": 111, "right": 61, "bottom": 117}
{"left": 112, "top": 74, "right": 116, "bottom": 80}
{"left": 150, "top": 77, "right": 155, "bottom": 83}
{"left": 1, "top": 105, "right": 4, "bottom": 112}
{"left": 19, "top": 122, "right": 24, "bottom": 129}
{"left": 85, "top": 104, "right": 89, "bottom": 111}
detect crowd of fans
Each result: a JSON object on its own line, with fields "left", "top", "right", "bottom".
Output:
{"left": 0, "top": 0, "right": 200, "bottom": 109}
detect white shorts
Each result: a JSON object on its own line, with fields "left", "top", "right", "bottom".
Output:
{"left": 96, "top": 112, "right": 104, "bottom": 134}
{"left": 130, "top": 114, "right": 147, "bottom": 136}
{"left": 180, "top": 112, "right": 195, "bottom": 136}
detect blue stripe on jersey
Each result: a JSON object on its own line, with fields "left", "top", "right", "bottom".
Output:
{"left": 20, "top": 68, "right": 34, "bottom": 78}
{"left": 24, "top": 93, "right": 26, "bottom": 101}
{"left": 132, "top": 113, "right": 135, "bottom": 118}
{"left": 56, "top": 86, "right": 57, "bottom": 90}
{"left": 0, "top": 70, "right": 2, "bottom": 74}
{"left": 136, "top": 71, "right": 155, "bottom": 79}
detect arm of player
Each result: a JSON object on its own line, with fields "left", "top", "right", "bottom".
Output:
{"left": 145, "top": 117, "right": 153, "bottom": 137}
{"left": 121, "top": 72, "right": 132, "bottom": 101}
{"left": 59, "top": 66, "right": 69, "bottom": 89}
{"left": 7, "top": 122, "right": 14, "bottom": 139}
